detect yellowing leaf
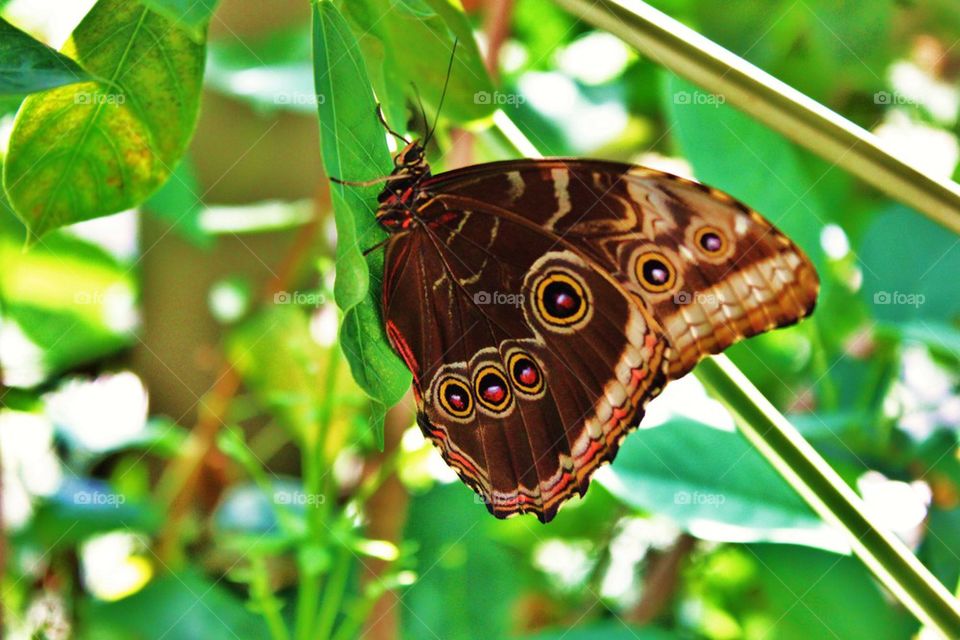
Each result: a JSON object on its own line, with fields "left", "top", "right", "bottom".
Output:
{"left": 2, "top": 0, "right": 206, "bottom": 241}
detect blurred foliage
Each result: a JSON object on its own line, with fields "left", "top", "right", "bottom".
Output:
{"left": 1, "top": 0, "right": 959, "bottom": 639}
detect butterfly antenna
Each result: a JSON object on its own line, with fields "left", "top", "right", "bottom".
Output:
{"left": 376, "top": 103, "right": 410, "bottom": 144}
{"left": 410, "top": 81, "right": 429, "bottom": 141}
{"left": 423, "top": 38, "right": 457, "bottom": 147}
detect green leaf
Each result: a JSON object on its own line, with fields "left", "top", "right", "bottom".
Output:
{"left": 2, "top": 0, "right": 207, "bottom": 240}
{"left": 312, "top": 0, "right": 411, "bottom": 434}
{"left": 138, "top": 0, "right": 220, "bottom": 41}
{"left": 0, "top": 17, "right": 89, "bottom": 95}
{"left": 340, "top": 0, "right": 496, "bottom": 128}
{"left": 402, "top": 484, "right": 522, "bottom": 640}
{"left": 600, "top": 419, "right": 837, "bottom": 549}
{"left": 0, "top": 196, "right": 135, "bottom": 386}
{"left": 749, "top": 544, "right": 918, "bottom": 639}
{"left": 395, "top": 0, "right": 436, "bottom": 18}
{"left": 662, "top": 73, "right": 826, "bottom": 269}
{"left": 860, "top": 205, "right": 960, "bottom": 323}
{"left": 81, "top": 569, "right": 271, "bottom": 640}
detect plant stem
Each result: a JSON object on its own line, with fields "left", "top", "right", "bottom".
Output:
{"left": 250, "top": 554, "right": 291, "bottom": 640}
{"left": 295, "top": 346, "right": 344, "bottom": 640}
{"left": 315, "top": 542, "right": 353, "bottom": 639}
{"left": 551, "top": 0, "right": 960, "bottom": 235}
{"left": 490, "top": 112, "right": 960, "bottom": 638}
{"left": 696, "top": 354, "right": 960, "bottom": 637}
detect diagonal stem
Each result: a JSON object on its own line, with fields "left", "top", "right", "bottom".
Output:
{"left": 487, "top": 111, "right": 960, "bottom": 638}
{"left": 696, "top": 354, "right": 960, "bottom": 638}
{"left": 551, "top": 0, "right": 960, "bottom": 236}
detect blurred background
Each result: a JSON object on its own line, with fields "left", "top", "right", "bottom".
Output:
{"left": 1, "top": 0, "right": 960, "bottom": 638}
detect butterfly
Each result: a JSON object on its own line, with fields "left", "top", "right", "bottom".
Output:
{"left": 362, "top": 135, "right": 819, "bottom": 523}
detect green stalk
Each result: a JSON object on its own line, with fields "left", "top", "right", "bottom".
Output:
{"left": 314, "top": 543, "right": 353, "bottom": 639}
{"left": 489, "top": 113, "right": 960, "bottom": 637}
{"left": 294, "top": 348, "right": 342, "bottom": 640}
{"left": 551, "top": 0, "right": 960, "bottom": 235}
{"left": 696, "top": 355, "right": 960, "bottom": 637}
{"left": 250, "top": 554, "right": 291, "bottom": 640}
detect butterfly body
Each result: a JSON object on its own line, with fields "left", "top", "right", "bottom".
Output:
{"left": 374, "top": 141, "right": 818, "bottom": 522}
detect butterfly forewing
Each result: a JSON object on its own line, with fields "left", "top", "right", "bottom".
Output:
{"left": 419, "top": 160, "right": 819, "bottom": 380}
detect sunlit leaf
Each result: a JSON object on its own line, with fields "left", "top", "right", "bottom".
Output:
{"left": 340, "top": 0, "right": 496, "bottom": 129}
{"left": 3, "top": 0, "right": 206, "bottom": 240}
{"left": 312, "top": 0, "right": 410, "bottom": 443}
{"left": 0, "top": 196, "right": 135, "bottom": 386}
{"left": 749, "top": 544, "right": 918, "bottom": 639}
{"left": 600, "top": 419, "right": 838, "bottom": 549}
{"left": 138, "top": 0, "right": 220, "bottom": 41}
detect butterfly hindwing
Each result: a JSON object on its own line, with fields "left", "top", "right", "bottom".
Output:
{"left": 382, "top": 207, "right": 666, "bottom": 522}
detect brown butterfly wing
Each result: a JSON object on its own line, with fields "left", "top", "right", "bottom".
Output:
{"left": 421, "top": 159, "right": 819, "bottom": 380}
{"left": 382, "top": 207, "right": 667, "bottom": 522}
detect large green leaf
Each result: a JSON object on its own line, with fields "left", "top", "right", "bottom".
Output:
{"left": 600, "top": 419, "right": 837, "bottom": 549}
{"left": 340, "top": 0, "right": 495, "bottom": 130}
{"left": 2, "top": 0, "right": 206, "bottom": 241}
{"left": 749, "top": 544, "right": 918, "bottom": 639}
{"left": 402, "top": 483, "right": 523, "bottom": 640}
{"left": 859, "top": 205, "right": 960, "bottom": 323}
{"left": 312, "top": 0, "right": 410, "bottom": 441}
{"left": 138, "top": 0, "right": 220, "bottom": 40}
{"left": 0, "top": 17, "right": 89, "bottom": 95}
{"left": 663, "top": 73, "right": 825, "bottom": 266}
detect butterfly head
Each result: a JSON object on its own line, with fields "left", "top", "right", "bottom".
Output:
{"left": 376, "top": 141, "right": 434, "bottom": 231}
